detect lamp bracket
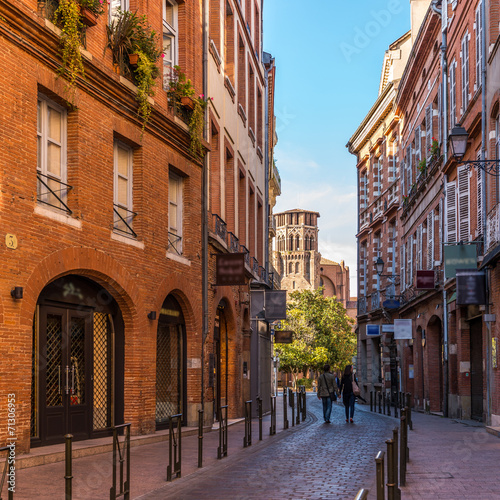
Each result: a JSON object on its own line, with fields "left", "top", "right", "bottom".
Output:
{"left": 458, "top": 159, "right": 500, "bottom": 176}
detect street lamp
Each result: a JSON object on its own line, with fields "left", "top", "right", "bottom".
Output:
{"left": 448, "top": 126, "right": 500, "bottom": 174}
{"left": 375, "top": 257, "right": 399, "bottom": 278}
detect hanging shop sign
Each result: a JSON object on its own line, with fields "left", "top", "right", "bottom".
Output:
{"left": 444, "top": 245, "right": 477, "bottom": 280}
{"left": 250, "top": 289, "right": 287, "bottom": 320}
{"left": 416, "top": 270, "right": 435, "bottom": 290}
{"left": 382, "top": 324, "right": 395, "bottom": 333}
{"left": 394, "top": 319, "right": 412, "bottom": 340}
{"left": 383, "top": 299, "right": 400, "bottom": 309}
{"left": 216, "top": 253, "right": 246, "bottom": 286}
{"left": 456, "top": 269, "right": 486, "bottom": 305}
{"left": 274, "top": 330, "right": 293, "bottom": 344}
{"left": 366, "top": 324, "right": 381, "bottom": 336}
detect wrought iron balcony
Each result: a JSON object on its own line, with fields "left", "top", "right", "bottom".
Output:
{"left": 259, "top": 266, "right": 267, "bottom": 283}
{"left": 251, "top": 257, "right": 259, "bottom": 275}
{"left": 269, "top": 215, "right": 277, "bottom": 235}
{"left": 228, "top": 232, "right": 239, "bottom": 253}
{"left": 113, "top": 204, "right": 137, "bottom": 238}
{"left": 486, "top": 204, "right": 500, "bottom": 253}
{"left": 371, "top": 291, "right": 380, "bottom": 310}
{"left": 358, "top": 296, "right": 367, "bottom": 315}
{"left": 212, "top": 213, "right": 227, "bottom": 242}
{"left": 240, "top": 245, "right": 250, "bottom": 266}
{"left": 37, "top": 172, "right": 73, "bottom": 214}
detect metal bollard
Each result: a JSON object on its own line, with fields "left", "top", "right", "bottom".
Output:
{"left": 406, "top": 393, "right": 413, "bottom": 430}
{"left": 386, "top": 393, "right": 391, "bottom": 417}
{"left": 378, "top": 392, "right": 382, "bottom": 413}
{"left": 354, "top": 489, "right": 369, "bottom": 500}
{"left": 386, "top": 439, "right": 395, "bottom": 500}
{"left": 110, "top": 423, "right": 131, "bottom": 500}
{"left": 258, "top": 397, "right": 263, "bottom": 441}
{"left": 167, "top": 414, "right": 182, "bottom": 481}
{"left": 217, "top": 405, "right": 228, "bottom": 459}
{"left": 64, "top": 434, "right": 73, "bottom": 500}
{"left": 270, "top": 396, "right": 276, "bottom": 435}
{"left": 302, "top": 389, "right": 307, "bottom": 421}
{"left": 383, "top": 392, "right": 386, "bottom": 415}
{"left": 296, "top": 390, "right": 301, "bottom": 425}
{"left": 375, "top": 450, "right": 385, "bottom": 500}
{"left": 400, "top": 414, "right": 407, "bottom": 487}
{"left": 393, "top": 392, "right": 398, "bottom": 419}
{"left": 283, "top": 389, "right": 289, "bottom": 429}
{"left": 198, "top": 409, "right": 203, "bottom": 468}
{"left": 243, "top": 400, "right": 252, "bottom": 447}
{"left": 291, "top": 391, "right": 295, "bottom": 427}
{"left": 370, "top": 391, "right": 373, "bottom": 412}
{"left": 392, "top": 427, "right": 400, "bottom": 498}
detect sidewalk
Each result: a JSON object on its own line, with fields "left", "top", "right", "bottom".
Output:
{"left": 5, "top": 394, "right": 308, "bottom": 499}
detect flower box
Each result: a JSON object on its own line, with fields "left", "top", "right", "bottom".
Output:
{"left": 180, "top": 96, "right": 195, "bottom": 110}
{"left": 80, "top": 7, "right": 98, "bottom": 27}
{"left": 128, "top": 53, "right": 139, "bottom": 66}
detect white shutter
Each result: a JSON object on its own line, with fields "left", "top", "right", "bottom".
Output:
{"left": 475, "top": 3, "right": 482, "bottom": 89}
{"left": 417, "top": 225, "right": 423, "bottom": 269}
{"left": 401, "top": 158, "right": 406, "bottom": 196}
{"left": 426, "top": 106, "right": 433, "bottom": 160}
{"left": 427, "top": 210, "right": 434, "bottom": 269}
{"left": 477, "top": 152, "right": 483, "bottom": 235}
{"left": 450, "top": 63, "right": 456, "bottom": 128}
{"left": 415, "top": 126, "right": 421, "bottom": 164}
{"left": 439, "top": 198, "right": 443, "bottom": 261}
{"left": 401, "top": 244, "right": 406, "bottom": 291}
{"left": 458, "top": 166, "right": 470, "bottom": 242}
{"left": 409, "top": 235, "right": 414, "bottom": 286}
{"left": 446, "top": 181, "right": 457, "bottom": 243}
{"left": 437, "top": 83, "right": 442, "bottom": 145}
{"left": 461, "top": 34, "right": 469, "bottom": 110}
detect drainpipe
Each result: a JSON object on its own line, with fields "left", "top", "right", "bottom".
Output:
{"left": 480, "top": 0, "right": 491, "bottom": 425}
{"left": 432, "top": 0, "right": 449, "bottom": 418}
{"left": 201, "top": 0, "right": 209, "bottom": 418}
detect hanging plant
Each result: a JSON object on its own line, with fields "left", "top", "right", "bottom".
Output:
{"left": 54, "top": 0, "right": 85, "bottom": 104}
{"left": 135, "top": 50, "right": 157, "bottom": 131}
{"left": 189, "top": 95, "right": 210, "bottom": 159}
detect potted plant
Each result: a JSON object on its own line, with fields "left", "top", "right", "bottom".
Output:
{"left": 189, "top": 95, "right": 211, "bottom": 158}
{"left": 429, "top": 138, "right": 440, "bottom": 161}
{"left": 78, "top": 0, "right": 104, "bottom": 26}
{"left": 167, "top": 66, "right": 195, "bottom": 108}
{"left": 417, "top": 158, "right": 427, "bottom": 175}
{"left": 105, "top": 9, "right": 137, "bottom": 76}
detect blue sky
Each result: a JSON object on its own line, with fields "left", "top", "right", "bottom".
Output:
{"left": 263, "top": 0, "right": 411, "bottom": 296}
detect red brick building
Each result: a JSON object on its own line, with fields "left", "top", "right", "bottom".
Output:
{"left": 0, "top": 0, "right": 277, "bottom": 452}
{"left": 349, "top": 0, "right": 500, "bottom": 428}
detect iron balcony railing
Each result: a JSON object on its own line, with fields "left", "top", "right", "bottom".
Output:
{"left": 259, "top": 266, "right": 267, "bottom": 283}
{"left": 240, "top": 245, "right": 250, "bottom": 266}
{"left": 168, "top": 231, "right": 182, "bottom": 255}
{"left": 113, "top": 204, "right": 137, "bottom": 238}
{"left": 358, "top": 296, "right": 367, "bottom": 315}
{"left": 37, "top": 172, "right": 73, "bottom": 214}
{"left": 371, "top": 291, "right": 380, "bottom": 310}
{"left": 486, "top": 204, "right": 500, "bottom": 253}
{"left": 228, "top": 232, "right": 239, "bottom": 253}
{"left": 269, "top": 215, "right": 277, "bottom": 234}
{"left": 212, "top": 214, "right": 227, "bottom": 242}
{"left": 251, "top": 257, "right": 259, "bottom": 275}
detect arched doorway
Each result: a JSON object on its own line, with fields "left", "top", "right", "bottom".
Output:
{"left": 31, "top": 275, "right": 124, "bottom": 446}
{"left": 155, "top": 295, "right": 187, "bottom": 429}
{"left": 427, "top": 315, "right": 443, "bottom": 412}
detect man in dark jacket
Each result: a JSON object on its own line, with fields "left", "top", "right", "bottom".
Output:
{"left": 317, "top": 364, "right": 339, "bottom": 423}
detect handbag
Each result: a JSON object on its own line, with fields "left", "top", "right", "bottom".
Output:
{"left": 323, "top": 374, "right": 337, "bottom": 401}
{"left": 352, "top": 376, "right": 361, "bottom": 397}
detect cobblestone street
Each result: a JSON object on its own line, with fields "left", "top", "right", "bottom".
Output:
{"left": 139, "top": 395, "right": 395, "bottom": 500}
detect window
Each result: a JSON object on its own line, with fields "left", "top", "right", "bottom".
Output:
{"left": 163, "top": 0, "right": 178, "bottom": 90}
{"left": 414, "top": 126, "right": 421, "bottom": 165}
{"left": 113, "top": 141, "right": 134, "bottom": 236}
{"left": 425, "top": 105, "right": 433, "bottom": 160}
{"left": 109, "top": 0, "right": 129, "bottom": 23}
{"left": 477, "top": 150, "right": 483, "bottom": 236}
{"left": 169, "top": 171, "right": 183, "bottom": 254}
{"left": 446, "top": 181, "right": 457, "bottom": 243}
{"left": 427, "top": 210, "right": 434, "bottom": 269}
{"left": 113, "top": 141, "right": 136, "bottom": 237}
{"left": 458, "top": 166, "right": 470, "bottom": 242}
{"left": 475, "top": 1, "right": 483, "bottom": 90}
{"left": 461, "top": 32, "right": 470, "bottom": 112}
{"left": 295, "top": 262, "right": 299, "bottom": 274}
{"left": 37, "top": 94, "right": 68, "bottom": 211}
{"left": 450, "top": 60, "right": 457, "bottom": 128}
{"left": 295, "top": 235, "right": 299, "bottom": 250}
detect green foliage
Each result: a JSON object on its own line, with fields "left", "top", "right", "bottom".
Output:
{"left": 189, "top": 96, "right": 209, "bottom": 158}
{"left": 429, "top": 138, "right": 440, "bottom": 160}
{"left": 54, "top": 0, "right": 84, "bottom": 104}
{"left": 417, "top": 158, "right": 427, "bottom": 174}
{"left": 275, "top": 288, "right": 356, "bottom": 381}
{"left": 297, "top": 378, "right": 313, "bottom": 389}
{"left": 135, "top": 50, "right": 156, "bottom": 132}
{"left": 167, "top": 66, "right": 195, "bottom": 100}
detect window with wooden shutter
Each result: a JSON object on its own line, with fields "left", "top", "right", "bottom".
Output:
{"left": 425, "top": 105, "right": 433, "bottom": 160}
{"left": 458, "top": 166, "right": 470, "bottom": 242}
{"left": 450, "top": 61, "right": 456, "bottom": 128}
{"left": 401, "top": 157, "right": 406, "bottom": 196}
{"left": 461, "top": 33, "right": 470, "bottom": 112}
{"left": 437, "top": 83, "right": 442, "bottom": 145}
{"left": 477, "top": 151, "right": 483, "bottom": 236}
{"left": 415, "top": 127, "right": 421, "bottom": 165}
{"left": 475, "top": 1, "right": 483, "bottom": 90}
{"left": 446, "top": 181, "right": 457, "bottom": 242}
{"left": 438, "top": 199, "right": 443, "bottom": 262}
{"left": 409, "top": 235, "right": 414, "bottom": 286}
{"left": 400, "top": 244, "right": 406, "bottom": 291}
{"left": 427, "top": 210, "right": 434, "bottom": 269}
{"left": 406, "top": 145, "right": 412, "bottom": 193}
{"left": 417, "top": 225, "right": 423, "bottom": 270}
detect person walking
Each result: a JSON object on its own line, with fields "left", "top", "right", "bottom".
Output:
{"left": 317, "top": 364, "right": 339, "bottom": 423}
{"left": 339, "top": 364, "right": 358, "bottom": 423}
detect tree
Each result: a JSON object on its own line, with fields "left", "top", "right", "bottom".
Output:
{"left": 275, "top": 288, "right": 356, "bottom": 384}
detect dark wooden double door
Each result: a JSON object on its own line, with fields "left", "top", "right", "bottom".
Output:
{"left": 39, "top": 306, "right": 93, "bottom": 443}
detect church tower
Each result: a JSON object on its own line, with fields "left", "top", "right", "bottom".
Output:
{"left": 273, "top": 209, "right": 322, "bottom": 292}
